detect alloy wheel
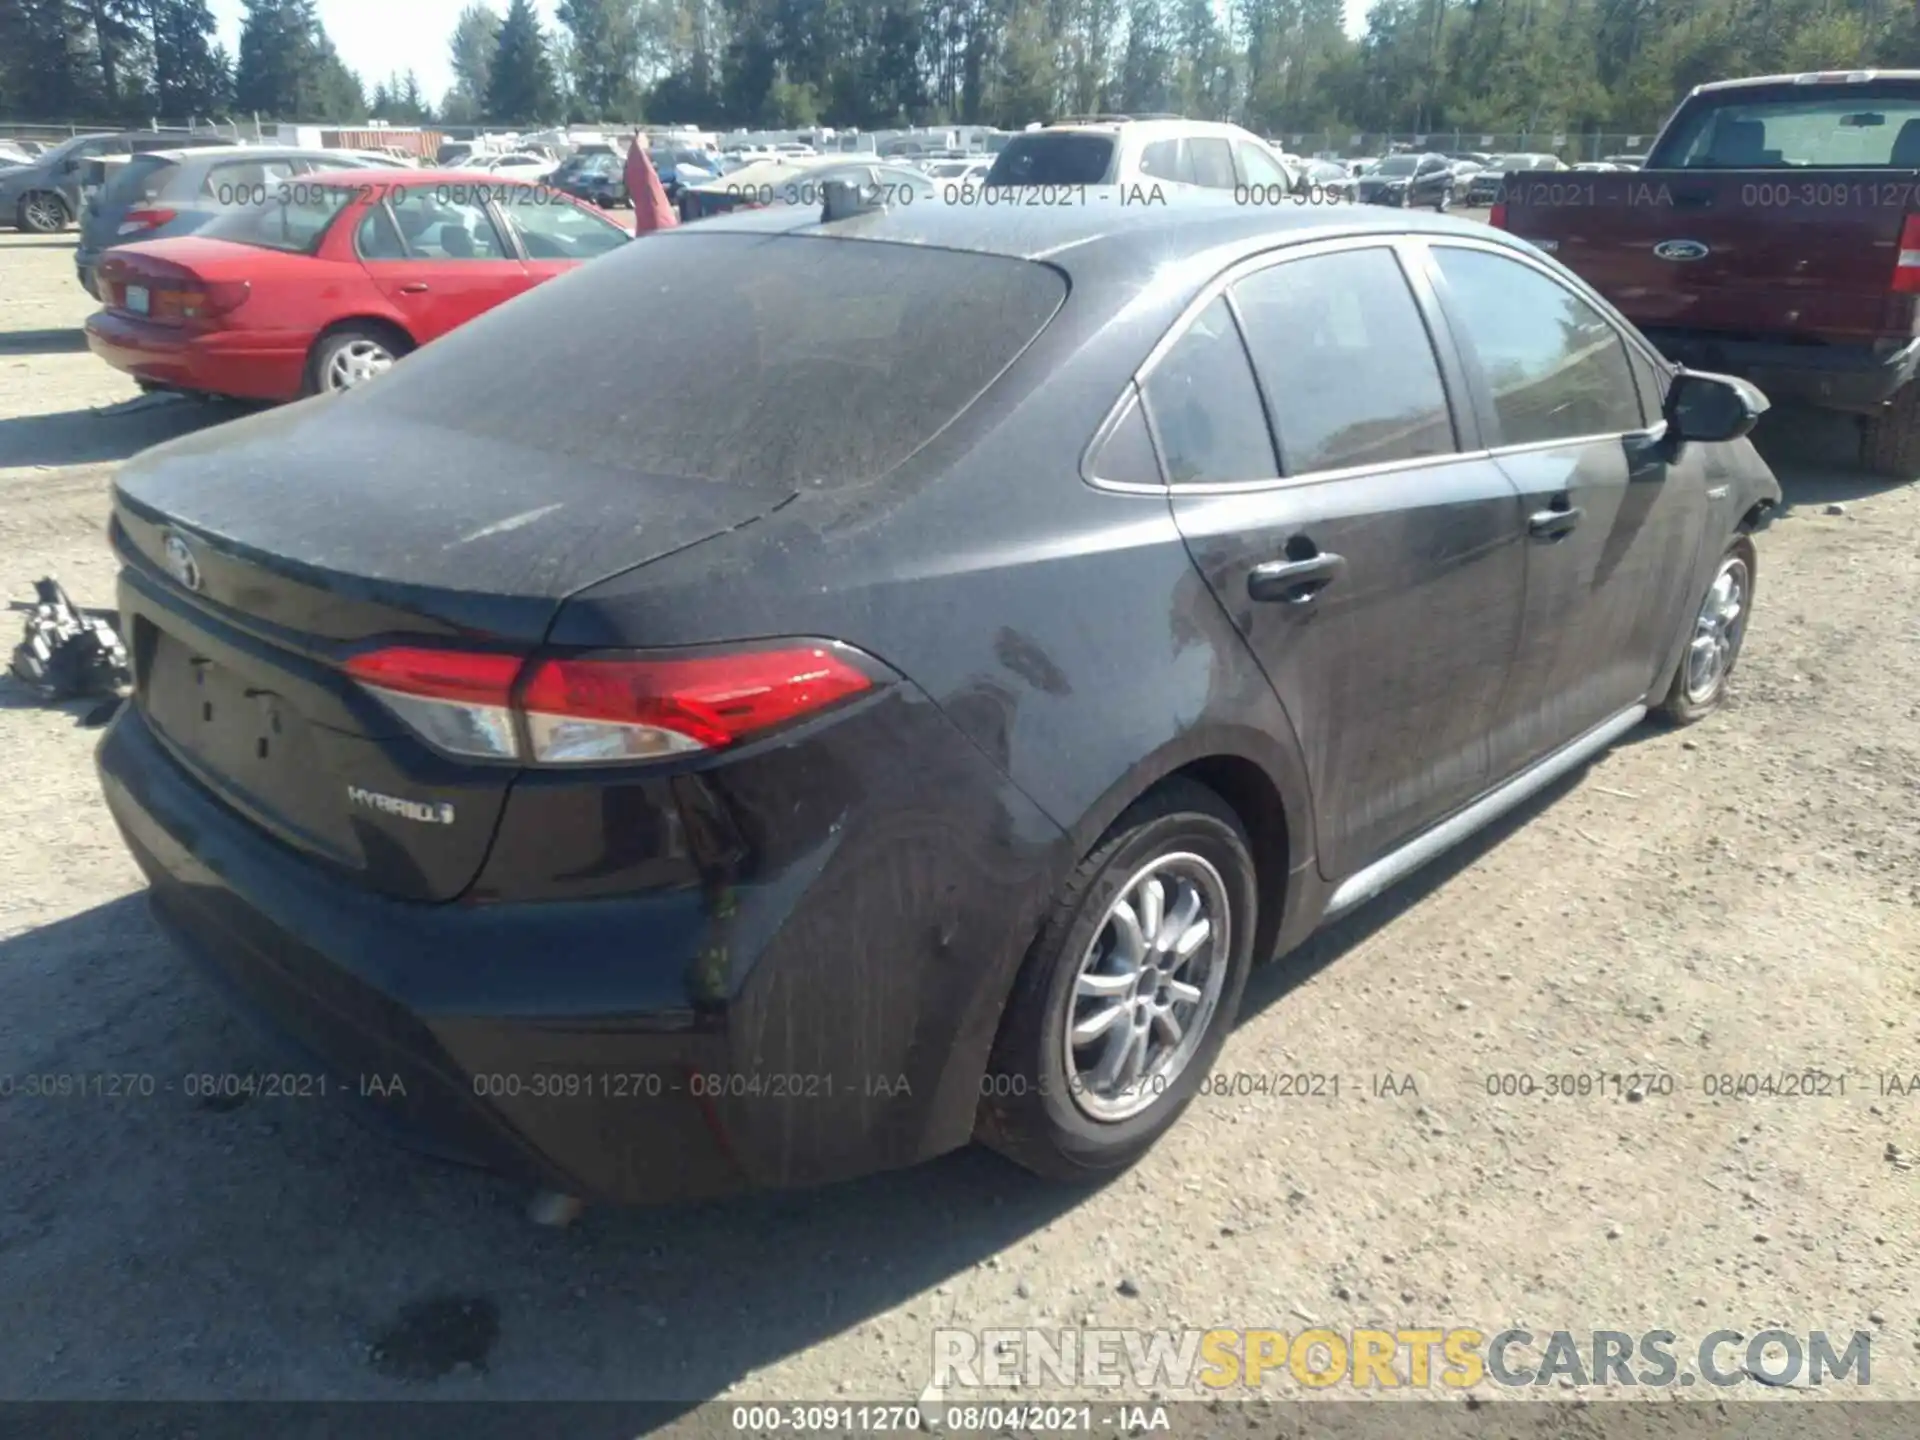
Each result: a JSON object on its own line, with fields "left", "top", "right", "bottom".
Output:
{"left": 1063, "top": 852, "right": 1231, "bottom": 1122}
{"left": 1684, "top": 554, "right": 1748, "bottom": 704}
{"left": 325, "top": 339, "right": 395, "bottom": 392}
{"left": 22, "top": 193, "right": 65, "bottom": 233}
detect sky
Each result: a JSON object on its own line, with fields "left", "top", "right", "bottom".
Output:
{"left": 211, "top": 0, "right": 1372, "bottom": 117}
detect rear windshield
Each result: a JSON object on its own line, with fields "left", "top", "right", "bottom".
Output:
{"left": 102, "top": 154, "right": 178, "bottom": 206}
{"left": 198, "top": 188, "right": 353, "bottom": 253}
{"left": 369, "top": 232, "right": 1067, "bottom": 488}
{"left": 1654, "top": 85, "right": 1920, "bottom": 168}
{"left": 985, "top": 133, "right": 1115, "bottom": 186}
{"left": 1377, "top": 156, "right": 1420, "bottom": 175}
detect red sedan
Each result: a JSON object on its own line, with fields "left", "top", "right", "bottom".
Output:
{"left": 85, "top": 169, "right": 631, "bottom": 401}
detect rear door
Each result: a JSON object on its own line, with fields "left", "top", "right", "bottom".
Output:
{"left": 357, "top": 185, "right": 531, "bottom": 342}
{"left": 1162, "top": 240, "right": 1530, "bottom": 882}
{"left": 1421, "top": 238, "right": 1707, "bottom": 774}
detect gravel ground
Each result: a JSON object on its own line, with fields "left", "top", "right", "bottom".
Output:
{"left": 1, "top": 227, "right": 1917, "bottom": 1408}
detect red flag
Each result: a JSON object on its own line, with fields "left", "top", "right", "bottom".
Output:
{"left": 624, "top": 138, "right": 680, "bottom": 233}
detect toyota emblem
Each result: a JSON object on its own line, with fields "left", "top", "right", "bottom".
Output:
{"left": 162, "top": 532, "right": 202, "bottom": 592}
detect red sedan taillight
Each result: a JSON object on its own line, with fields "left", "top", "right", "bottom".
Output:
{"left": 1488, "top": 200, "right": 1507, "bottom": 230}
{"left": 344, "top": 643, "right": 878, "bottom": 765}
{"left": 116, "top": 206, "right": 178, "bottom": 235}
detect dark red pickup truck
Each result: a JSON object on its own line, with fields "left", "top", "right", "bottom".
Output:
{"left": 1493, "top": 70, "right": 1920, "bottom": 474}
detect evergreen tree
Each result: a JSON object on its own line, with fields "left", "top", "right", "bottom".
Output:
{"left": 559, "top": 0, "right": 646, "bottom": 117}
{"left": 486, "top": 0, "right": 560, "bottom": 120}
{"left": 148, "top": 0, "right": 233, "bottom": 117}
{"left": 446, "top": 2, "right": 502, "bottom": 117}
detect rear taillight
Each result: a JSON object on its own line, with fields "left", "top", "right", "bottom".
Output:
{"left": 1488, "top": 200, "right": 1507, "bottom": 230}
{"left": 116, "top": 206, "right": 177, "bottom": 235}
{"left": 344, "top": 642, "right": 879, "bottom": 765}
{"left": 1894, "top": 214, "right": 1920, "bottom": 293}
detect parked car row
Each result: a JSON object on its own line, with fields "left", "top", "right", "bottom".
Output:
{"left": 73, "top": 145, "right": 410, "bottom": 299}
{"left": 1, "top": 129, "right": 238, "bottom": 234}
{"left": 83, "top": 169, "right": 631, "bottom": 402}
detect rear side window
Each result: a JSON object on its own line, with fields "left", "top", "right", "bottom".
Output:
{"left": 1433, "top": 246, "right": 1644, "bottom": 443}
{"left": 198, "top": 189, "right": 351, "bottom": 253}
{"left": 1233, "top": 247, "right": 1456, "bottom": 474}
{"left": 202, "top": 158, "right": 298, "bottom": 204}
{"left": 388, "top": 187, "right": 510, "bottom": 260}
{"left": 366, "top": 234, "right": 1068, "bottom": 490}
{"left": 1142, "top": 297, "right": 1276, "bottom": 485}
{"left": 985, "top": 133, "right": 1115, "bottom": 186}
{"left": 1188, "top": 137, "right": 1237, "bottom": 189}
{"left": 1138, "top": 139, "right": 1189, "bottom": 184}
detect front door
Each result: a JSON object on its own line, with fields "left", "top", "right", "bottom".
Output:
{"left": 1158, "top": 241, "right": 1530, "bottom": 882}
{"left": 1420, "top": 240, "right": 1710, "bottom": 776}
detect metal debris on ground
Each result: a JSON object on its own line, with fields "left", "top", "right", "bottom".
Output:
{"left": 8, "top": 577, "right": 131, "bottom": 701}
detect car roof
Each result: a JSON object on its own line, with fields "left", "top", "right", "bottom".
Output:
{"left": 1034, "top": 118, "right": 1248, "bottom": 139}
{"left": 688, "top": 193, "right": 1515, "bottom": 273}
{"left": 144, "top": 145, "right": 335, "bottom": 164}
{"left": 1696, "top": 68, "right": 1920, "bottom": 92}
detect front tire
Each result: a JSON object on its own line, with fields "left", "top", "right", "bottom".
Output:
{"left": 1653, "top": 538, "right": 1755, "bottom": 725}
{"left": 1860, "top": 379, "right": 1920, "bottom": 477}
{"left": 18, "top": 191, "right": 69, "bottom": 234}
{"left": 978, "top": 779, "right": 1257, "bottom": 1182}
{"left": 1435, "top": 185, "right": 1452, "bottom": 212}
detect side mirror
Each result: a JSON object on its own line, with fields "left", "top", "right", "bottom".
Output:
{"left": 1664, "top": 367, "right": 1768, "bottom": 445}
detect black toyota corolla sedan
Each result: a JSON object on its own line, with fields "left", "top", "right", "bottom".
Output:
{"left": 96, "top": 195, "right": 1780, "bottom": 1205}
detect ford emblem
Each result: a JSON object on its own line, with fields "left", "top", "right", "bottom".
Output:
{"left": 1653, "top": 239, "right": 1710, "bottom": 262}
{"left": 162, "top": 532, "right": 202, "bottom": 592}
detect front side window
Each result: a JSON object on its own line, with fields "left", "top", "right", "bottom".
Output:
{"left": 1141, "top": 296, "right": 1276, "bottom": 485}
{"left": 1232, "top": 247, "right": 1456, "bottom": 474}
{"left": 1433, "top": 246, "right": 1644, "bottom": 445}
{"left": 503, "top": 190, "right": 629, "bottom": 260}
{"left": 1238, "top": 142, "right": 1290, "bottom": 188}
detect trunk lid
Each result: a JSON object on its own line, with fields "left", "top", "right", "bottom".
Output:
{"left": 1501, "top": 169, "right": 1916, "bottom": 345}
{"left": 112, "top": 396, "right": 786, "bottom": 902}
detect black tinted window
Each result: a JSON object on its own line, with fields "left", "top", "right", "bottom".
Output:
{"left": 985, "top": 133, "right": 1115, "bottom": 185}
{"left": 1188, "top": 138, "right": 1236, "bottom": 188}
{"left": 367, "top": 233, "right": 1067, "bottom": 489}
{"left": 1433, "top": 247, "right": 1644, "bottom": 443}
{"left": 1233, "top": 247, "right": 1455, "bottom": 474}
{"left": 1142, "top": 297, "right": 1276, "bottom": 485}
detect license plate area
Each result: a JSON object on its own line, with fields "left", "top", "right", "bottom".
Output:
{"left": 142, "top": 628, "right": 363, "bottom": 865}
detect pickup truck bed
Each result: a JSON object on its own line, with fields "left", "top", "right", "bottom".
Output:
{"left": 1494, "top": 71, "right": 1920, "bottom": 473}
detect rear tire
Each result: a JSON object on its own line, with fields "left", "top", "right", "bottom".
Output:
{"left": 1860, "top": 379, "right": 1920, "bottom": 478}
{"left": 18, "top": 191, "right": 69, "bottom": 234}
{"left": 305, "top": 323, "right": 412, "bottom": 396}
{"left": 1653, "top": 538, "right": 1755, "bottom": 726}
{"left": 977, "top": 779, "right": 1257, "bottom": 1182}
